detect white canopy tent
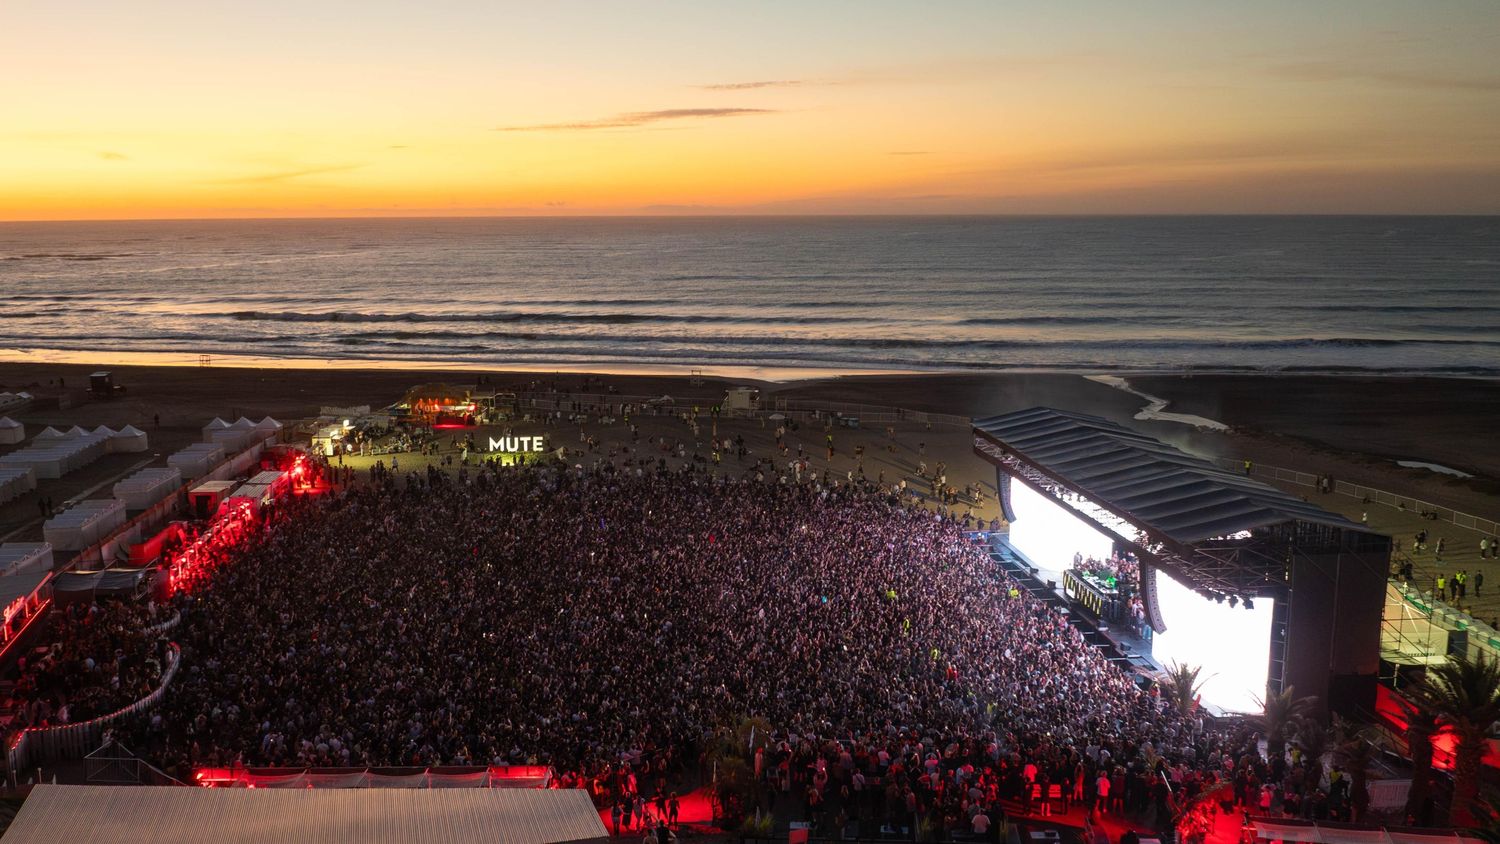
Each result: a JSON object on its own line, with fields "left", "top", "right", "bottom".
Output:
{"left": 0, "top": 467, "right": 35, "bottom": 505}
{"left": 0, "top": 543, "right": 53, "bottom": 577}
{"left": 0, "top": 417, "right": 22, "bottom": 445}
{"left": 33, "top": 426, "right": 64, "bottom": 441}
{"left": 0, "top": 432, "right": 111, "bottom": 479}
{"left": 113, "top": 467, "right": 182, "bottom": 511}
{"left": 42, "top": 499, "right": 127, "bottom": 550}
{"left": 168, "top": 443, "right": 226, "bottom": 479}
{"left": 1, "top": 784, "right": 610, "bottom": 844}
{"left": 110, "top": 424, "right": 149, "bottom": 453}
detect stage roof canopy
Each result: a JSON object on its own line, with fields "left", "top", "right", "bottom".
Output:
{"left": 973, "top": 406, "right": 1361, "bottom": 545}
{"left": 0, "top": 784, "right": 609, "bottom": 844}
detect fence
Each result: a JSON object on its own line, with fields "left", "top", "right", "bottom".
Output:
{"left": 1221, "top": 460, "right": 1499, "bottom": 539}
{"left": 193, "top": 764, "right": 553, "bottom": 789}
{"left": 508, "top": 391, "right": 972, "bottom": 428}
{"left": 5, "top": 642, "right": 180, "bottom": 777}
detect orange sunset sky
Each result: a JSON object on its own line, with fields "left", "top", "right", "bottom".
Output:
{"left": 2, "top": 0, "right": 1498, "bottom": 220}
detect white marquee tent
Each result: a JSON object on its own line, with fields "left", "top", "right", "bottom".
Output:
{"left": 0, "top": 542, "right": 53, "bottom": 577}
{"left": 110, "top": 424, "right": 149, "bottom": 453}
{"left": 168, "top": 443, "right": 226, "bottom": 479}
{"left": 113, "top": 467, "right": 182, "bottom": 511}
{"left": 42, "top": 499, "right": 127, "bottom": 550}
{"left": 0, "top": 417, "right": 22, "bottom": 445}
{"left": 0, "top": 468, "right": 34, "bottom": 506}
{"left": 0, "top": 784, "right": 610, "bottom": 844}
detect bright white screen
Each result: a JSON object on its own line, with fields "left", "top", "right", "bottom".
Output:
{"left": 1007, "top": 479, "right": 1115, "bottom": 578}
{"left": 1152, "top": 571, "right": 1274, "bottom": 714}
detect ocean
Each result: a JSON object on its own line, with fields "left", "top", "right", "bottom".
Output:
{"left": 2, "top": 216, "right": 1497, "bottom": 378}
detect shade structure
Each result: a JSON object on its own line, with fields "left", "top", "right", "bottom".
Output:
{"left": 110, "top": 424, "right": 149, "bottom": 453}
{"left": 0, "top": 432, "right": 111, "bottom": 479}
{"left": 0, "top": 784, "right": 610, "bottom": 844}
{"left": 0, "top": 542, "right": 52, "bottom": 577}
{"left": 0, "top": 467, "right": 36, "bottom": 505}
{"left": 33, "top": 426, "right": 64, "bottom": 441}
{"left": 0, "top": 417, "right": 22, "bottom": 445}
{"left": 113, "top": 467, "right": 182, "bottom": 510}
{"left": 42, "top": 499, "right": 127, "bottom": 550}
{"left": 168, "top": 443, "right": 226, "bottom": 479}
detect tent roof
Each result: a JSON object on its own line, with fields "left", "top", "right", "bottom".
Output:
{"left": 0, "top": 569, "right": 50, "bottom": 607}
{"left": 0, "top": 417, "right": 20, "bottom": 428}
{"left": 205, "top": 417, "right": 231, "bottom": 429}
{"left": 231, "top": 416, "right": 258, "bottom": 429}
{"left": 116, "top": 425, "right": 145, "bottom": 436}
{"left": 972, "top": 406, "right": 1361, "bottom": 545}
{"left": 1, "top": 784, "right": 609, "bottom": 844}
{"left": 92, "top": 425, "right": 116, "bottom": 436}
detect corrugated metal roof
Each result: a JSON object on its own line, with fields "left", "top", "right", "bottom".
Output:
{"left": 0, "top": 784, "right": 610, "bottom": 844}
{"left": 973, "top": 406, "right": 1359, "bottom": 544}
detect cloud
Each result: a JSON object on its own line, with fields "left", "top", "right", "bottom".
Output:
{"left": 497, "top": 108, "right": 774, "bottom": 132}
{"left": 696, "top": 80, "right": 804, "bottom": 91}
{"left": 99, "top": 151, "right": 128, "bottom": 161}
{"left": 214, "top": 164, "right": 364, "bottom": 184}
{"left": 1270, "top": 61, "right": 1500, "bottom": 93}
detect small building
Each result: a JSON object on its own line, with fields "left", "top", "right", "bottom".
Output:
{"left": 723, "top": 387, "right": 760, "bottom": 412}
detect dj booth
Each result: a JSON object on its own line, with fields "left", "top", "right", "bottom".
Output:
{"left": 1063, "top": 569, "right": 1123, "bottom": 622}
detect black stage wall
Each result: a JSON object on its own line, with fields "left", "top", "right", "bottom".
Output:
{"left": 1283, "top": 528, "right": 1393, "bottom": 716}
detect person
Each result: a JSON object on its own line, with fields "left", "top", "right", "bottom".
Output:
{"left": 1477, "top": 570, "right": 1485, "bottom": 597}
{"left": 1243, "top": 459, "right": 1252, "bottom": 476}
{"left": 971, "top": 809, "right": 991, "bottom": 837}
{"left": 1482, "top": 537, "right": 1491, "bottom": 560}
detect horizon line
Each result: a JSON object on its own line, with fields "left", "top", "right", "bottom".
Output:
{"left": 3, "top": 210, "right": 1499, "bottom": 224}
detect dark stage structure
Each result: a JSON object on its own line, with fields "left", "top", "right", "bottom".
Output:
{"left": 973, "top": 407, "right": 1392, "bottom": 715}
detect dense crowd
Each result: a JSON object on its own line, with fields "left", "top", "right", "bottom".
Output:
{"left": 127, "top": 461, "right": 1372, "bottom": 834}
{"left": 5, "top": 600, "right": 172, "bottom": 729}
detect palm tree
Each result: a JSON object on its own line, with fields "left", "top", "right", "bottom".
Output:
{"left": 1252, "top": 686, "right": 1317, "bottom": 766}
{"left": 1332, "top": 715, "right": 1379, "bottom": 822}
{"left": 1297, "top": 718, "right": 1331, "bottom": 795}
{"left": 1403, "top": 707, "right": 1438, "bottom": 826}
{"left": 1407, "top": 652, "right": 1500, "bottom": 828}
{"left": 1160, "top": 663, "right": 1206, "bottom": 718}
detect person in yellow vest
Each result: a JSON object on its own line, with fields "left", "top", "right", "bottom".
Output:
{"left": 1436, "top": 573, "right": 1447, "bottom": 599}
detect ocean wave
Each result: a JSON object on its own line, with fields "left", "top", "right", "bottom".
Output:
{"left": 222, "top": 309, "right": 882, "bottom": 326}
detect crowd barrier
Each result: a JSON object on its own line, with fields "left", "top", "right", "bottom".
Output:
{"left": 1231, "top": 461, "right": 1498, "bottom": 538}
{"left": 510, "top": 391, "right": 971, "bottom": 428}
{"left": 5, "top": 643, "right": 180, "bottom": 777}
{"left": 193, "top": 764, "right": 553, "bottom": 789}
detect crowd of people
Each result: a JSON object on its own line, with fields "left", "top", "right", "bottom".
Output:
{"left": 4, "top": 599, "right": 173, "bottom": 731}
{"left": 121, "top": 461, "right": 1247, "bottom": 829}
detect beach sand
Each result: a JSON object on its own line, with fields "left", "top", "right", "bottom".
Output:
{"left": 1, "top": 361, "right": 1495, "bottom": 542}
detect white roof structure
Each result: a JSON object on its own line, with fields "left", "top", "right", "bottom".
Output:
{"left": 33, "top": 427, "right": 64, "bottom": 441}
{"left": 231, "top": 416, "right": 258, "bottom": 430}
{"left": 0, "top": 417, "right": 21, "bottom": 445}
{"left": 0, "top": 784, "right": 609, "bottom": 844}
{"left": 0, "top": 543, "right": 52, "bottom": 577}
{"left": 0, "top": 467, "right": 36, "bottom": 505}
{"left": 42, "top": 499, "right": 127, "bottom": 550}
{"left": 91, "top": 424, "right": 117, "bottom": 436}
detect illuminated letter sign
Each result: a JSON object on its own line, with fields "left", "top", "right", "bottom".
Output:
{"left": 488, "top": 435, "right": 546, "bottom": 453}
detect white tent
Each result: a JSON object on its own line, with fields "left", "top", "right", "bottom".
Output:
{"left": 168, "top": 443, "right": 225, "bottom": 479}
{"left": 0, "top": 542, "right": 53, "bottom": 577}
{"left": 43, "top": 499, "right": 127, "bottom": 549}
{"left": 0, "top": 417, "right": 22, "bottom": 445}
{"left": 256, "top": 416, "right": 283, "bottom": 432}
{"left": 66, "top": 425, "right": 91, "bottom": 437}
{"left": 34, "top": 426, "right": 65, "bottom": 441}
{"left": 231, "top": 416, "right": 258, "bottom": 430}
{"left": 202, "top": 417, "right": 231, "bottom": 441}
{"left": 0, "top": 432, "right": 110, "bottom": 479}
{"left": 2, "top": 784, "right": 610, "bottom": 844}
{"left": 91, "top": 424, "right": 117, "bottom": 437}
{"left": 110, "top": 424, "right": 149, "bottom": 453}
{"left": 0, "top": 467, "right": 36, "bottom": 505}
{"left": 113, "top": 466, "right": 182, "bottom": 510}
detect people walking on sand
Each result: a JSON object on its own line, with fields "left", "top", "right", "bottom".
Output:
{"left": 1436, "top": 573, "right": 1447, "bottom": 599}
{"left": 1475, "top": 570, "right": 1484, "bottom": 597}
{"left": 1482, "top": 537, "right": 1491, "bottom": 559}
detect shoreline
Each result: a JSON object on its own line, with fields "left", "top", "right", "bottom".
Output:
{"left": 2, "top": 349, "right": 1497, "bottom": 385}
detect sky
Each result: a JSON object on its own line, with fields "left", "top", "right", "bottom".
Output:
{"left": 2, "top": 0, "right": 1498, "bottom": 219}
